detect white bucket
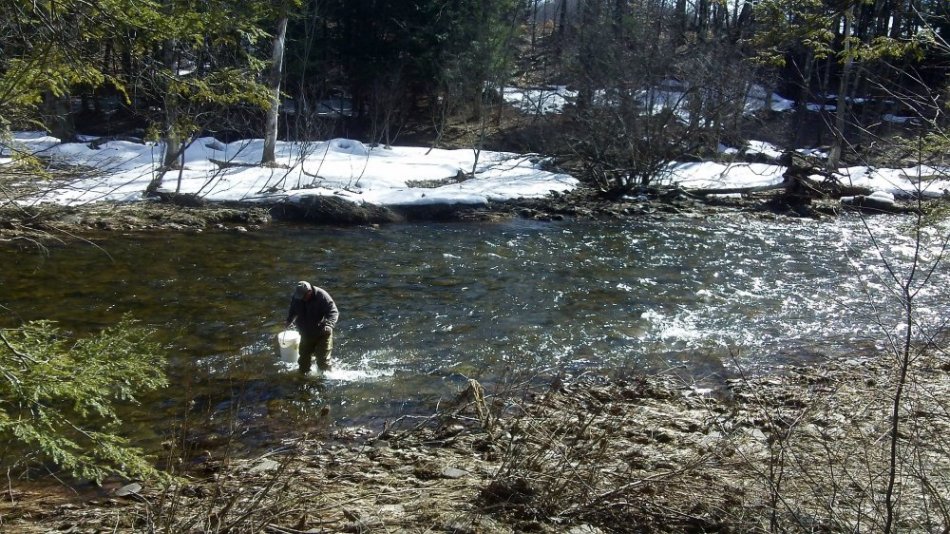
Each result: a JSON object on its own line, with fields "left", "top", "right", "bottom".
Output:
{"left": 277, "top": 330, "right": 300, "bottom": 363}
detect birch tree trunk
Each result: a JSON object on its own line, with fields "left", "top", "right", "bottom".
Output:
{"left": 161, "top": 40, "right": 182, "bottom": 171}
{"left": 262, "top": 12, "right": 289, "bottom": 167}
{"left": 149, "top": 39, "right": 181, "bottom": 196}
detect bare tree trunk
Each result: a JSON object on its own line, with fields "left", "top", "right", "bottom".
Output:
{"left": 262, "top": 11, "right": 289, "bottom": 166}
{"left": 42, "top": 91, "right": 74, "bottom": 141}
{"left": 696, "top": 0, "right": 709, "bottom": 40}
{"left": 530, "top": 0, "right": 540, "bottom": 47}
{"left": 556, "top": 0, "right": 568, "bottom": 59}
{"left": 162, "top": 103, "right": 181, "bottom": 170}
{"left": 674, "top": 0, "right": 687, "bottom": 46}
{"left": 828, "top": 3, "right": 854, "bottom": 169}
{"left": 160, "top": 37, "right": 183, "bottom": 171}
{"left": 732, "top": 0, "right": 752, "bottom": 42}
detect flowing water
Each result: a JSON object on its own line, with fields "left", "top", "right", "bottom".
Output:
{"left": 2, "top": 214, "right": 947, "bottom": 456}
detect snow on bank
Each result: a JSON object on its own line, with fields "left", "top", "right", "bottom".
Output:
{"left": 2, "top": 132, "right": 949, "bottom": 208}
{"left": 502, "top": 82, "right": 796, "bottom": 117}
{"left": 665, "top": 161, "right": 787, "bottom": 190}
{"left": 664, "top": 157, "right": 950, "bottom": 199}
{"left": 2, "top": 134, "right": 578, "bottom": 207}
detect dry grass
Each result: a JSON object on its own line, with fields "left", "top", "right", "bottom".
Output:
{"left": 3, "top": 356, "right": 949, "bottom": 533}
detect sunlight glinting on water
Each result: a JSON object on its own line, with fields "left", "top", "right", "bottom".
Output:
{"left": 3, "top": 214, "right": 949, "bottom": 439}
{"left": 506, "top": 215, "right": 950, "bottom": 373}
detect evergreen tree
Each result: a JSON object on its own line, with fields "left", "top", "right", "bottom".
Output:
{"left": 0, "top": 316, "right": 168, "bottom": 482}
{"left": 0, "top": 0, "right": 272, "bottom": 177}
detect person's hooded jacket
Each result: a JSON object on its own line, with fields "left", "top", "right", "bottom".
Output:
{"left": 286, "top": 282, "right": 339, "bottom": 338}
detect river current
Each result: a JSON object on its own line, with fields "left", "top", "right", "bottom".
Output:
{"left": 2, "top": 214, "right": 947, "bottom": 455}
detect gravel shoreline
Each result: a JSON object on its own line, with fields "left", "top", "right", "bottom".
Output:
{"left": 1, "top": 181, "right": 923, "bottom": 245}
{"left": 4, "top": 355, "right": 948, "bottom": 532}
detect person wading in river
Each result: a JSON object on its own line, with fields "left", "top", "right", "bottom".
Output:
{"left": 286, "top": 281, "right": 339, "bottom": 374}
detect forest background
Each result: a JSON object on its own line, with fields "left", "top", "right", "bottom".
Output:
{"left": 2, "top": 0, "right": 949, "bottom": 196}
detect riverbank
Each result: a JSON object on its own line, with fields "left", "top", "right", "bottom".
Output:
{"left": 0, "top": 177, "right": 932, "bottom": 246}
{"left": 5, "top": 354, "right": 948, "bottom": 532}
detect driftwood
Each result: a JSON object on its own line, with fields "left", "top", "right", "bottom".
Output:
{"left": 688, "top": 183, "right": 788, "bottom": 197}
{"left": 87, "top": 135, "right": 144, "bottom": 149}
{"left": 209, "top": 158, "right": 258, "bottom": 170}
{"left": 154, "top": 191, "right": 206, "bottom": 207}
{"left": 690, "top": 151, "right": 872, "bottom": 200}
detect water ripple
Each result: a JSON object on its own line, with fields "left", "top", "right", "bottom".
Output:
{"left": 3, "top": 214, "right": 948, "bottom": 442}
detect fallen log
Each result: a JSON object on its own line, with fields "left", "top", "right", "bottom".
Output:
{"left": 687, "top": 183, "right": 788, "bottom": 197}
{"left": 209, "top": 158, "right": 259, "bottom": 170}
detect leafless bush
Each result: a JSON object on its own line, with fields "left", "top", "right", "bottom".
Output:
{"left": 477, "top": 374, "right": 740, "bottom": 532}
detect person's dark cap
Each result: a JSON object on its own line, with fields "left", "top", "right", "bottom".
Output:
{"left": 293, "top": 281, "right": 312, "bottom": 299}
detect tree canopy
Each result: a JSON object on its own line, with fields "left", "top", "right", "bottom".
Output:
{"left": 1, "top": 0, "right": 948, "bottom": 189}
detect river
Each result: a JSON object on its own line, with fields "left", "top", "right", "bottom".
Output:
{"left": 2, "top": 213, "right": 947, "bottom": 456}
